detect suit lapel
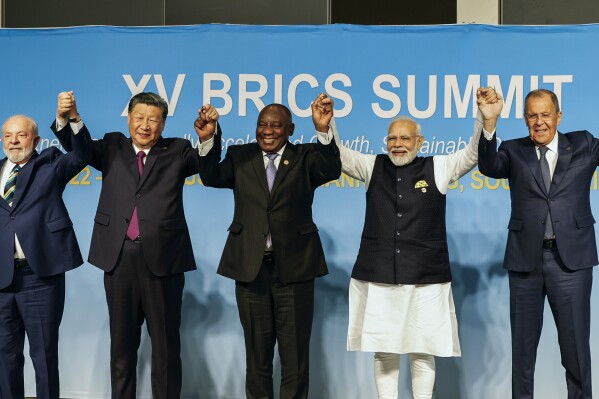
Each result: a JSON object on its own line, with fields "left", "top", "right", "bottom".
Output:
{"left": 522, "top": 139, "right": 548, "bottom": 195}
{"left": 139, "top": 138, "right": 166, "bottom": 189}
{"left": 11, "top": 152, "right": 38, "bottom": 210}
{"left": 271, "top": 143, "right": 296, "bottom": 195}
{"left": 551, "top": 132, "right": 572, "bottom": 191}
{"left": 251, "top": 148, "right": 270, "bottom": 198}
{"left": 126, "top": 140, "right": 139, "bottom": 183}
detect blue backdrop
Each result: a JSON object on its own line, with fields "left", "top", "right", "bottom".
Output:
{"left": 1, "top": 23, "right": 598, "bottom": 398}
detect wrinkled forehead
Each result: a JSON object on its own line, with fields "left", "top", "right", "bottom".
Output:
{"left": 258, "top": 105, "right": 291, "bottom": 123}
{"left": 388, "top": 120, "right": 418, "bottom": 136}
{"left": 2, "top": 117, "right": 34, "bottom": 135}
{"left": 525, "top": 93, "right": 559, "bottom": 114}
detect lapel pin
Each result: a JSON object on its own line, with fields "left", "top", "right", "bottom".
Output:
{"left": 283, "top": 160, "right": 289, "bottom": 165}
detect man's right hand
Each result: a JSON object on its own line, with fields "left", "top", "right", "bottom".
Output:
{"left": 311, "top": 92, "right": 334, "bottom": 133}
{"left": 57, "top": 91, "right": 79, "bottom": 121}
{"left": 477, "top": 87, "right": 503, "bottom": 133}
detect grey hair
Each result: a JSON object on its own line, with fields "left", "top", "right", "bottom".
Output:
{"left": 389, "top": 116, "right": 422, "bottom": 136}
{"left": 2, "top": 114, "right": 39, "bottom": 137}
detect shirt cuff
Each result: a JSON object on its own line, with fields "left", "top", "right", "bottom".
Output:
{"left": 315, "top": 128, "right": 333, "bottom": 144}
{"left": 55, "top": 116, "right": 83, "bottom": 134}
{"left": 198, "top": 136, "right": 215, "bottom": 156}
{"left": 482, "top": 127, "right": 496, "bottom": 140}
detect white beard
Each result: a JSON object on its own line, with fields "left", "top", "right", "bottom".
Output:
{"left": 389, "top": 147, "right": 418, "bottom": 166}
{"left": 4, "top": 143, "right": 35, "bottom": 164}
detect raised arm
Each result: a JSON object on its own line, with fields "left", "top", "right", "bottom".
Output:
{"left": 311, "top": 92, "right": 376, "bottom": 187}
{"left": 477, "top": 87, "right": 511, "bottom": 179}
{"left": 195, "top": 107, "right": 234, "bottom": 189}
{"left": 51, "top": 91, "right": 103, "bottom": 171}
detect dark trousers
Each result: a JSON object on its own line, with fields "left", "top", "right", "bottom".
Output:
{"left": 0, "top": 266, "right": 65, "bottom": 399}
{"left": 509, "top": 246, "right": 593, "bottom": 399}
{"left": 235, "top": 254, "right": 315, "bottom": 399}
{"left": 104, "top": 239, "right": 185, "bottom": 399}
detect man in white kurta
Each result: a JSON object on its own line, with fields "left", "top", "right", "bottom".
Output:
{"left": 311, "top": 89, "right": 501, "bottom": 399}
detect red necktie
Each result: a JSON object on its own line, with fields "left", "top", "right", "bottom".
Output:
{"left": 126, "top": 151, "right": 146, "bottom": 240}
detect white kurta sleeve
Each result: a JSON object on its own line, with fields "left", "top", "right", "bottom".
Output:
{"left": 433, "top": 110, "right": 483, "bottom": 194}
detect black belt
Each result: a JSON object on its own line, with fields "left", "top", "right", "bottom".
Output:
{"left": 14, "top": 258, "right": 28, "bottom": 268}
{"left": 125, "top": 236, "right": 141, "bottom": 244}
{"left": 542, "top": 239, "right": 557, "bottom": 249}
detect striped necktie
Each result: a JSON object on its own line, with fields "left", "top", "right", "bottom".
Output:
{"left": 3, "top": 165, "right": 20, "bottom": 207}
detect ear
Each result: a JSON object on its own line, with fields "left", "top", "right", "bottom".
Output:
{"left": 417, "top": 135, "right": 424, "bottom": 150}
{"left": 288, "top": 123, "right": 295, "bottom": 137}
{"left": 34, "top": 136, "right": 41, "bottom": 147}
{"left": 556, "top": 111, "right": 562, "bottom": 126}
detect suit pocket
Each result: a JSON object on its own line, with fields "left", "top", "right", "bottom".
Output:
{"left": 94, "top": 212, "right": 110, "bottom": 226}
{"left": 297, "top": 223, "right": 318, "bottom": 235}
{"left": 47, "top": 217, "right": 73, "bottom": 233}
{"left": 163, "top": 219, "right": 186, "bottom": 230}
{"left": 507, "top": 218, "right": 523, "bottom": 231}
{"left": 228, "top": 222, "right": 242, "bottom": 234}
{"left": 576, "top": 214, "right": 596, "bottom": 228}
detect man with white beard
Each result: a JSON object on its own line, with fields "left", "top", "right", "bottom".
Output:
{"left": 311, "top": 88, "right": 501, "bottom": 399}
{"left": 0, "top": 94, "right": 91, "bottom": 399}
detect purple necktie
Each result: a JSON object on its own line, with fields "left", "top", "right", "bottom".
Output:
{"left": 126, "top": 151, "right": 146, "bottom": 240}
{"left": 265, "top": 153, "right": 278, "bottom": 248}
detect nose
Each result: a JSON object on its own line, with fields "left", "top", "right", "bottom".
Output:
{"left": 534, "top": 116, "right": 544, "bottom": 126}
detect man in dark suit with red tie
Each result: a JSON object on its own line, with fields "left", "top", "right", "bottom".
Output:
{"left": 0, "top": 93, "right": 92, "bottom": 399}
{"left": 52, "top": 92, "right": 219, "bottom": 399}
{"left": 478, "top": 89, "right": 597, "bottom": 399}
{"left": 196, "top": 103, "right": 341, "bottom": 398}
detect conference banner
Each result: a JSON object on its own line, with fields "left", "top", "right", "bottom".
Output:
{"left": 1, "top": 23, "right": 598, "bottom": 398}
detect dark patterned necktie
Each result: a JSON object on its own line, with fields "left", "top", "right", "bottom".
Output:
{"left": 3, "top": 165, "right": 20, "bottom": 207}
{"left": 539, "top": 146, "right": 554, "bottom": 238}
{"left": 126, "top": 151, "right": 146, "bottom": 240}
{"left": 265, "top": 153, "right": 278, "bottom": 248}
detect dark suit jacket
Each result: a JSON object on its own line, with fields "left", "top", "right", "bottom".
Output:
{"left": 199, "top": 133, "right": 341, "bottom": 284}
{"left": 478, "top": 130, "right": 599, "bottom": 272}
{"left": 0, "top": 126, "right": 91, "bottom": 289}
{"left": 52, "top": 124, "right": 201, "bottom": 276}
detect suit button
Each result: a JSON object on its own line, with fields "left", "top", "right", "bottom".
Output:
{"left": 398, "top": 195, "right": 403, "bottom": 199}
{"left": 396, "top": 231, "right": 400, "bottom": 236}
{"left": 10, "top": 216, "right": 15, "bottom": 220}
{"left": 136, "top": 194, "right": 141, "bottom": 199}
{"left": 395, "top": 249, "right": 400, "bottom": 253}
{"left": 125, "top": 218, "right": 130, "bottom": 223}
{"left": 397, "top": 213, "right": 402, "bottom": 217}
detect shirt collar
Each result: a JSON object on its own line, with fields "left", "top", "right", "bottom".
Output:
{"left": 4, "top": 158, "right": 28, "bottom": 172}
{"left": 132, "top": 143, "right": 151, "bottom": 155}
{"left": 262, "top": 143, "right": 287, "bottom": 158}
{"left": 536, "top": 132, "right": 558, "bottom": 153}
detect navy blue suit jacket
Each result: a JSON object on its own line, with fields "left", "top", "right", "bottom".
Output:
{"left": 0, "top": 125, "right": 92, "bottom": 289}
{"left": 478, "top": 130, "right": 599, "bottom": 272}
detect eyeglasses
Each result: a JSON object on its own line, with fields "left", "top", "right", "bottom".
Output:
{"left": 524, "top": 113, "right": 555, "bottom": 123}
{"left": 387, "top": 135, "right": 421, "bottom": 144}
